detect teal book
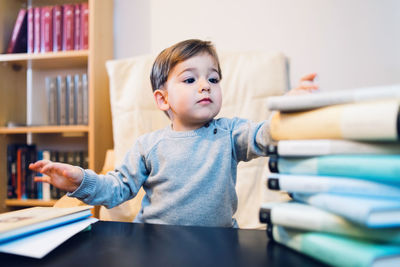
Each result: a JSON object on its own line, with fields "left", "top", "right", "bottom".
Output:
{"left": 260, "top": 202, "right": 400, "bottom": 244}
{"left": 269, "top": 155, "right": 400, "bottom": 185}
{"left": 291, "top": 193, "right": 400, "bottom": 228}
{"left": 269, "top": 225, "right": 400, "bottom": 267}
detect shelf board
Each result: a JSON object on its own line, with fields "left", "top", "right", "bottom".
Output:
{"left": 0, "top": 125, "right": 89, "bottom": 134}
{"left": 5, "top": 199, "right": 57, "bottom": 207}
{"left": 0, "top": 50, "right": 89, "bottom": 69}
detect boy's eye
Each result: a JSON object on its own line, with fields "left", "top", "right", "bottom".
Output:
{"left": 183, "top": 78, "right": 195, "bottom": 84}
{"left": 209, "top": 78, "right": 219, "bottom": 84}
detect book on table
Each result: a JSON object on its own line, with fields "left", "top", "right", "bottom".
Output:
{"left": 267, "top": 84, "right": 400, "bottom": 112}
{"left": 260, "top": 201, "right": 400, "bottom": 244}
{"left": 268, "top": 224, "right": 400, "bottom": 267}
{"left": 0, "top": 206, "right": 97, "bottom": 258}
{"left": 269, "top": 99, "right": 399, "bottom": 141}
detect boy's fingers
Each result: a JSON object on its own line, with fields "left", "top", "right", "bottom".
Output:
{"left": 34, "top": 176, "right": 50, "bottom": 183}
{"left": 300, "top": 73, "right": 318, "bottom": 82}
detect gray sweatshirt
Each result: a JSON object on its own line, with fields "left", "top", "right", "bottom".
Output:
{"left": 69, "top": 117, "right": 272, "bottom": 227}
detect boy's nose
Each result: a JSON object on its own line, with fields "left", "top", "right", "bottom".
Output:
{"left": 198, "top": 79, "right": 211, "bottom": 93}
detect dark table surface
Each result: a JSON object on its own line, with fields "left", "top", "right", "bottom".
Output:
{"left": 0, "top": 221, "right": 326, "bottom": 267}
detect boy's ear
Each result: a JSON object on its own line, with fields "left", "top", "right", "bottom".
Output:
{"left": 154, "top": 89, "right": 170, "bottom": 111}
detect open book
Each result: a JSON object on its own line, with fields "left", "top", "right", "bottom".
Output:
{"left": 0, "top": 206, "right": 97, "bottom": 258}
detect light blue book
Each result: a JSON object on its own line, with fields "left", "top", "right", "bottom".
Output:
{"left": 267, "top": 173, "right": 400, "bottom": 199}
{"left": 291, "top": 193, "right": 400, "bottom": 228}
{"left": 269, "top": 155, "right": 400, "bottom": 185}
{"left": 270, "top": 225, "right": 400, "bottom": 267}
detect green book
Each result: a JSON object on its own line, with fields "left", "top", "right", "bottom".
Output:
{"left": 269, "top": 225, "right": 400, "bottom": 267}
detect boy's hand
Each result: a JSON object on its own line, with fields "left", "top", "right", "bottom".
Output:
{"left": 29, "top": 160, "right": 84, "bottom": 193}
{"left": 286, "top": 73, "right": 319, "bottom": 96}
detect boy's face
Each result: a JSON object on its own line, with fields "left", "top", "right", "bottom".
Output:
{"left": 155, "top": 53, "right": 222, "bottom": 131}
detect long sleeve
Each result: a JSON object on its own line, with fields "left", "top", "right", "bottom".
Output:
{"left": 68, "top": 141, "right": 149, "bottom": 208}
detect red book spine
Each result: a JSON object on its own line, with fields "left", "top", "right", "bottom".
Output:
{"left": 27, "top": 7, "right": 34, "bottom": 53}
{"left": 80, "top": 3, "right": 89, "bottom": 50}
{"left": 7, "top": 9, "right": 27, "bottom": 53}
{"left": 34, "top": 7, "right": 41, "bottom": 53}
{"left": 74, "top": 4, "right": 81, "bottom": 50}
{"left": 40, "top": 6, "right": 53, "bottom": 53}
{"left": 16, "top": 149, "right": 22, "bottom": 199}
{"left": 53, "top": 5, "right": 62, "bottom": 52}
{"left": 62, "top": 4, "right": 75, "bottom": 51}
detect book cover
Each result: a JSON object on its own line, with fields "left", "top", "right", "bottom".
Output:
{"left": 33, "top": 7, "right": 41, "bottom": 53}
{"left": 74, "top": 4, "right": 81, "bottom": 50}
{"left": 82, "top": 73, "right": 89, "bottom": 125}
{"left": 269, "top": 224, "right": 400, "bottom": 267}
{"left": 52, "top": 5, "right": 62, "bottom": 52}
{"left": 6, "top": 9, "right": 27, "bottom": 54}
{"left": 270, "top": 100, "right": 400, "bottom": 141}
{"left": 80, "top": 3, "right": 89, "bottom": 50}
{"left": 27, "top": 7, "right": 34, "bottom": 53}
{"left": 269, "top": 155, "right": 400, "bottom": 185}
{"left": 291, "top": 193, "right": 400, "bottom": 228}
{"left": 267, "top": 173, "right": 400, "bottom": 198}
{"left": 260, "top": 202, "right": 400, "bottom": 244}
{"left": 0, "top": 206, "right": 92, "bottom": 243}
{"left": 268, "top": 139, "right": 400, "bottom": 157}
{"left": 40, "top": 6, "right": 53, "bottom": 53}
{"left": 62, "top": 4, "right": 75, "bottom": 51}
{"left": 267, "top": 84, "right": 400, "bottom": 112}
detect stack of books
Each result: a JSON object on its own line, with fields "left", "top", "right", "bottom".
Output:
{"left": 260, "top": 84, "right": 400, "bottom": 267}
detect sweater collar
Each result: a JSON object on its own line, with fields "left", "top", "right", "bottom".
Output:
{"left": 165, "top": 120, "right": 214, "bottom": 138}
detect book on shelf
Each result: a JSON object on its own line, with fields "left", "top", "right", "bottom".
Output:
{"left": 267, "top": 139, "right": 400, "bottom": 157}
{"left": 270, "top": 99, "right": 400, "bottom": 141}
{"left": 291, "top": 193, "right": 400, "bottom": 228}
{"left": 45, "top": 76, "right": 57, "bottom": 125}
{"left": 0, "top": 206, "right": 97, "bottom": 258}
{"left": 267, "top": 173, "right": 400, "bottom": 199}
{"left": 268, "top": 224, "right": 400, "bottom": 267}
{"left": 33, "top": 7, "right": 41, "bottom": 53}
{"left": 27, "top": 7, "right": 34, "bottom": 53}
{"left": 66, "top": 75, "right": 76, "bottom": 125}
{"left": 80, "top": 3, "right": 89, "bottom": 50}
{"left": 74, "top": 74, "right": 84, "bottom": 125}
{"left": 62, "top": 4, "right": 75, "bottom": 51}
{"left": 82, "top": 73, "right": 89, "bottom": 125}
{"left": 268, "top": 155, "right": 400, "bottom": 185}
{"left": 260, "top": 202, "right": 400, "bottom": 244}
{"left": 74, "top": 4, "right": 81, "bottom": 50}
{"left": 267, "top": 84, "right": 400, "bottom": 112}
{"left": 56, "top": 75, "right": 67, "bottom": 125}
{"left": 6, "top": 9, "right": 28, "bottom": 54}
{"left": 40, "top": 6, "right": 53, "bottom": 53}
{"left": 52, "top": 5, "right": 62, "bottom": 52}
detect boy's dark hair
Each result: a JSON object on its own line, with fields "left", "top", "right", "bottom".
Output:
{"left": 150, "top": 39, "right": 222, "bottom": 92}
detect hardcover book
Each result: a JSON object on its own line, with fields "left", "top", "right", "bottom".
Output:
{"left": 270, "top": 100, "right": 400, "bottom": 141}
{"left": 52, "top": 5, "right": 62, "bottom": 52}
{"left": 6, "top": 9, "right": 27, "bottom": 54}
{"left": 267, "top": 84, "right": 400, "bottom": 112}
{"left": 33, "top": 7, "right": 41, "bottom": 53}
{"left": 62, "top": 4, "right": 75, "bottom": 51}
{"left": 80, "top": 3, "right": 89, "bottom": 49}
{"left": 40, "top": 6, "right": 53, "bottom": 53}
{"left": 260, "top": 202, "right": 400, "bottom": 244}
{"left": 269, "top": 224, "right": 400, "bottom": 267}
{"left": 27, "top": 7, "right": 34, "bottom": 53}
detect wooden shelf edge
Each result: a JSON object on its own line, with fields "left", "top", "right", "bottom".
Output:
{"left": 5, "top": 199, "right": 57, "bottom": 207}
{"left": 0, "top": 125, "right": 89, "bottom": 134}
{"left": 0, "top": 50, "right": 89, "bottom": 62}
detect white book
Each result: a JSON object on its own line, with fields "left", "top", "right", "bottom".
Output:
{"left": 268, "top": 139, "right": 400, "bottom": 157}
{"left": 292, "top": 193, "right": 400, "bottom": 228}
{"left": 267, "top": 84, "right": 400, "bottom": 111}
{"left": 267, "top": 173, "right": 400, "bottom": 198}
{"left": 260, "top": 202, "right": 400, "bottom": 244}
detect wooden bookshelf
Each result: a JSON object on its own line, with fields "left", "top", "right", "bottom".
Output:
{"left": 0, "top": 0, "right": 114, "bottom": 213}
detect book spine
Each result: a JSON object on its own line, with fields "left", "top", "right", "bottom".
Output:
{"left": 41, "top": 150, "right": 51, "bottom": 201}
{"left": 263, "top": 201, "right": 400, "bottom": 244}
{"left": 7, "top": 9, "right": 27, "bottom": 53}
{"left": 80, "top": 3, "right": 89, "bottom": 50}
{"left": 56, "top": 76, "right": 67, "bottom": 125}
{"left": 270, "top": 100, "right": 400, "bottom": 141}
{"left": 74, "top": 4, "right": 81, "bottom": 50}
{"left": 7, "top": 144, "right": 19, "bottom": 199}
{"left": 33, "top": 7, "right": 41, "bottom": 53}
{"left": 270, "top": 225, "right": 389, "bottom": 267}
{"left": 82, "top": 74, "right": 88, "bottom": 125}
{"left": 275, "top": 139, "right": 400, "bottom": 157}
{"left": 62, "top": 5, "right": 75, "bottom": 51}
{"left": 74, "top": 74, "right": 83, "bottom": 124}
{"left": 27, "top": 8, "right": 34, "bottom": 53}
{"left": 267, "top": 173, "right": 400, "bottom": 198}
{"left": 259, "top": 207, "right": 272, "bottom": 224}
{"left": 275, "top": 155, "right": 400, "bottom": 184}
{"left": 52, "top": 5, "right": 62, "bottom": 52}
{"left": 40, "top": 6, "right": 53, "bottom": 53}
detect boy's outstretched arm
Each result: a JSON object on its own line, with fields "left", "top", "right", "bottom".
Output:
{"left": 29, "top": 160, "right": 84, "bottom": 192}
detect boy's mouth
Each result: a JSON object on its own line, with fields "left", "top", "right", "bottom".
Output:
{"left": 197, "top": 97, "right": 212, "bottom": 104}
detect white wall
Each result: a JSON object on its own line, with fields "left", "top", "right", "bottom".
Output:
{"left": 114, "top": 0, "right": 400, "bottom": 91}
